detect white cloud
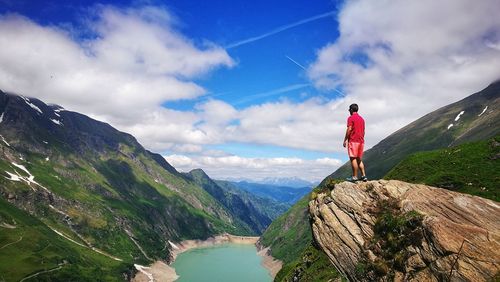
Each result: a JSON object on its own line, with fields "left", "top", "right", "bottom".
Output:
{"left": 165, "top": 154, "right": 342, "bottom": 182}
{"left": 307, "top": 0, "right": 500, "bottom": 145}
{"left": 1, "top": 1, "right": 499, "bottom": 182}
{"left": 0, "top": 6, "right": 234, "bottom": 123}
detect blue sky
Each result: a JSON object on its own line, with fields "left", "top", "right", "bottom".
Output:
{"left": 1, "top": 0, "right": 499, "bottom": 181}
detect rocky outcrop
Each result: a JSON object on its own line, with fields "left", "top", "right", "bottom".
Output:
{"left": 309, "top": 180, "right": 500, "bottom": 281}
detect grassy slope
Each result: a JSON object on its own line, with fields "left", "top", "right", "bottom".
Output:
{"left": 260, "top": 189, "right": 342, "bottom": 281}
{"left": 260, "top": 195, "right": 312, "bottom": 264}
{"left": 274, "top": 243, "right": 343, "bottom": 282}
{"left": 0, "top": 198, "right": 129, "bottom": 282}
{"left": 385, "top": 136, "right": 500, "bottom": 202}
{"left": 0, "top": 141, "right": 250, "bottom": 280}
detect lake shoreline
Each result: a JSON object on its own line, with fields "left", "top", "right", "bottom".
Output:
{"left": 132, "top": 233, "right": 281, "bottom": 282}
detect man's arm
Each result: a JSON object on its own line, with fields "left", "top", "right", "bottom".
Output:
{"left": 343, "top": 126, "right": 352, "bottom": 147}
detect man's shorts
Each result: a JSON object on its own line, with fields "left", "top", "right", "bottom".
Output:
{"left": 348, "top": 142, "right": 364, "bottom": 158}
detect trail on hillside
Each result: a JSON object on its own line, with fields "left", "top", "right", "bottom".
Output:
{"left": 19, "top": 262, "right": 68, "bottom": 282}
{"left": 0, "top": 234, "right": 23, "bottom": 250}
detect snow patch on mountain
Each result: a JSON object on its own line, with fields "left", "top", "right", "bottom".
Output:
{"left": 0, "top": 112, "right": 4, "bottom": 123}
{"left": 5, "top": 162, "right": 50, "bottom": 192}
{"left": 454, "top": 110, "right": 465, "bottom": 121}
{"left": 478, "top": 106, "right": 488, "bottom": 117}
{"left": 0, "top": 135, "right": 10, "bottom": 146}
{"left": 5, "top": 171, "right": 21, "bottom": 182}
{"left": 50, "top": 119, "right": 63, "bottom": 126}
{"left": 447, "top": 124, "right": 454, "bottom": 130}
{"left": 21, "top": 96, "right": 43, "bottom": 114}
{"left": 168, "top": 240, "right": 180, "bottom": 250}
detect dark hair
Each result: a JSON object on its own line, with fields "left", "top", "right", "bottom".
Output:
{"left": 349, "top": 103, "right": 359, "bottom": 112}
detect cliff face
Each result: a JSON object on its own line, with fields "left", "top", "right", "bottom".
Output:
{"left": 309, "top": 180, "right": 500, "bottom": 281}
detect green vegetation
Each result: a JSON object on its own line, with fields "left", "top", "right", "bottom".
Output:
{"left": 215, "top": 180, "right": 290, "bottom": 222}
{"left": 1, "top": 92, "right": 297, "bottom": 280}
{"left": 275, "top": 243, "right": 343, "bottom": 282}
{"left": 310, "top": 178, "right": 341, "bottom": 200}
{"left": 385, "top": 136, "right": 500, "bottom": 201}
{"left": 260, "top": 180, "right": 345, "bottom": 282}
{"left": 0, "top": 198, "right": 130, "bottom": 282}
{"left": 260, "top": 195, "right": 312, "bottom": 264}
{"left": 186, "top": 169, "right": 272, "bottom": 236}
{"left": 355, "top": 199, "right": 424, "bottom": 281}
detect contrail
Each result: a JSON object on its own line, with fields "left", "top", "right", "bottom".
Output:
{"left": 226, "top": 11, "right": 336, "bottom": 49}
{"left": 285, "top": 55, "right": 306, "bottom": 70}
{"left": 333, "top": 88, "right": 345, "bottom": 97}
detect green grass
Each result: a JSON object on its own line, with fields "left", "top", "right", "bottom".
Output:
{"left": 260, "top": 195, "right": 312, "bottom": 264}
{"left": 385, "top": 136, "right": 500, "bottom": 201}
{"left": 0, "top": 198, "right": 130, "bottom": 282}
{"left": 354, "top": 199, "right": 424, "bottom": 281}
{"left": 1, "top": 140, "right": 263, "bottom": 280}
{"left": 261, "top": 180, "right": 347, "bottom": 281}
{"left": 274, "top": 243, "right": 344, "bottom": 282}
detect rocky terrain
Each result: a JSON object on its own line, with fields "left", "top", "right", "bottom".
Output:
{"left": 309, "top": 180, "right": 500, "bottom": 281}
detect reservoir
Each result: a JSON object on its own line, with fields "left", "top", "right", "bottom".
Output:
{"left": 171, "top": 243, "right": 272, "bottom": 282}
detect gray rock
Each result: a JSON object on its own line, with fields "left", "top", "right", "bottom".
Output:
{"left": 309, "top": 180, "right": 500, "bottom": 282}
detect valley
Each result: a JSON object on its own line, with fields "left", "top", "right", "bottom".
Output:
{"left": 0, "top": 80, "right": 498, "bottom": 282}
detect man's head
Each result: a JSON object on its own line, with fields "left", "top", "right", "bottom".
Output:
{"left": 349, "top": 103, "right": 359, "bottom": 114}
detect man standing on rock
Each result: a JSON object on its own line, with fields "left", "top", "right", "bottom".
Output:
{"left": 343, "top": 103, "right": 367, "bottom": 182}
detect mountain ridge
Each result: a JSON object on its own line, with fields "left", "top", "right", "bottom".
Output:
{"left": 0, "top": 90, "right": 273, "bottom": 280}
{"left": 326, "top": 81, "right": 500, "bottom": 181}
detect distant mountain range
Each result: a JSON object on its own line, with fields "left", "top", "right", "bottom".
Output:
{"left": 326, "top": 80, "right": 500, "bottom": 181}
{"left": 184, "top": 169, "right": 289, "bottom": 234}
{"left": 0, "top": 90, "right": 285, "bottom": 281}
{"left": 224, "top": 176, "right": 317, "bottom": 188}
{"left": 229, "top": 181, "right": 312, "bottom": 205}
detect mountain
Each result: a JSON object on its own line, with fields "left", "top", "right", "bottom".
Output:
{"left": 385, "top": 135, "right": 499, "bottom": 201}
{"left": 259, "top": 195, "right": 312, "bottom": 265}
{"left": 0, "top": 90, "right": 258, "bottom": 280}
{"left": 230, "top": 181, "right": 312, "bottom": 205}
{"left": 326, "top": 81, "right": 500, "bottom": 181}
{"left": 184, "top": 169, "right": 289, "bottom": 235}
{"left": 215, "top": 180, "right": 290, "bottom": 222}
{"left": 256, "top": 177, "right": 316, "bottom": 188}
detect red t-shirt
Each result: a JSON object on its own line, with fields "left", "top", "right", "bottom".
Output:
{"left": 347, "top": 112, "right": 365, "bottom": 143}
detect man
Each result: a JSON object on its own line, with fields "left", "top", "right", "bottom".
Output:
{"left": 343, "top": 103, "right": 367, "bottom": 182}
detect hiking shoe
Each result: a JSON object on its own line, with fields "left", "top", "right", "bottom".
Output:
{"left": 346, "top": 176, "right": 358, "bottom": 183}
{"left": 360, "top": 176, "right": 368, "bottom": 182}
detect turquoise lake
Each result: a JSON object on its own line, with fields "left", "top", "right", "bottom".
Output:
{"left": 171, "top": 243, "right": 272, "bottom": 282}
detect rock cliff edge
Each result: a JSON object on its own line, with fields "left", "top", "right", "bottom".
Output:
{"left": 309, "top": 180, "right": 499, "bottom": 281}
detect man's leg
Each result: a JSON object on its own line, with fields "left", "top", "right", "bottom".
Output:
{"left": 358, "top": 159, "right": 366, "bottom": 177}
{"left": 350, "top": 157, "right": 359, "bottom": 178}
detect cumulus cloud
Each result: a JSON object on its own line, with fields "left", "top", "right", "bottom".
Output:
{"left": 0, "top": 5, "right": 234, "bottom": 124}
{"left": 1, "top": 1, "right": 499, "bottom": 181}
{"left": 307, "top": 0, "right": 500, "bottom": 144}
{"left": 165, "top": 154, "right": 342, "bottom": 182}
